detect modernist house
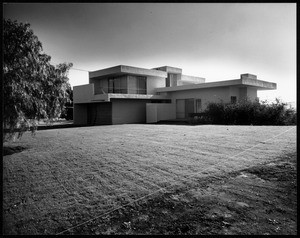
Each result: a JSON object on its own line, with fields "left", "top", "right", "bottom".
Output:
{"left": 73, "top": 65, "right": 276, "bottom": 125}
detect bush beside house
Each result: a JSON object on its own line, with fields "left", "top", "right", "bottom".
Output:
{"left": 190, "top": 98, "right": 296, "bottom": 125}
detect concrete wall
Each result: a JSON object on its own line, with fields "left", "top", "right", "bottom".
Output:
{"left": 239, "top": 87, "right": 247, "bottom": 100}
{"left": 146, "top": 103, "right": 176, "bottom": 123}
{"left": 89, "top": 66, "right": 122, "bottom": 79}
{"left": 157, "top": 103, "right": 176, "bottom": 121}
{"left": 239, "top": 87, "right": 257, "bottom": 101}
{"left": 247, "top": 87, "right": 258, "bottom": 100}
{"left": 168, "top": 73, "right": 180, "bottom": 87}
{"left": 121, "top": 65, "right": 167, "bottom": 78}
{"left": 169, "top": 87, "right": 230, "bottom": 110}
{"left": 152, "top": 66, "right": 182, "bottom": 74}
{"left": 147, "top": 76, "right": 166, "bottom": 95}
{"left": 90, "top": 65, "right": 167, "bottom": 80}
{"left": 229, "top": 86, "right": 240, "bottom": 100}
{"left": 241, "top": 78, "right": 276, "bottom": 89}
{"left": 112, "top": 99, "right": 151, "bottom": 124}
{"left": 74, "top": 104, "right": 87, "bottom": 125}
{"left": 179, "top": 75, "right": 205, "bottom": 85}
{"left": 168, "top": 86, "right": 258, "bottom": 111}
{"left": 146, "top": 104, "right": 158, "bottom": 123}
{"left": 241, "top": 74, "right": 257, "bottom": 80}
{"left": 73, "top": 84, "right": 94, "bottom": 103}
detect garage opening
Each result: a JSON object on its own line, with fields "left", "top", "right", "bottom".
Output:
{"left": 87, "top": 102, "right": 112, "bottom": 125}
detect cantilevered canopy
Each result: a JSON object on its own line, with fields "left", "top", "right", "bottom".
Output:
{"left": 89, "top": 65, "right": 168, "bottom": 78}
{"left": 156, "top": 78, "right": 276, "bottom": 93}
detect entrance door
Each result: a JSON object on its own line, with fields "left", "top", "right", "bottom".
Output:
{"left": 185, "top": 99, "right": 195, "bottom": 118}
{"left": 176, "top": 99, "right": 185, "bottom": 119}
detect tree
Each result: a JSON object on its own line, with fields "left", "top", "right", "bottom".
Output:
{"left": 61, "top": 87, "right": 73, "bottom": 120}
{"left": 3, "top": 19, "right": 73, "bottom": 140}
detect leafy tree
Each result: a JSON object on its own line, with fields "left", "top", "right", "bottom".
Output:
{"left": 3, "top": 19, "right": 73, "bottom": 140}
{"left": 61, "top": 87, "right": 73, "bottom": 120}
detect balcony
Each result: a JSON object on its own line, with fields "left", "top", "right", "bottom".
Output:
{"left": 74, "top": 84, "right": 169, "bottom": 104}
{"left": 95, "top": 87, "right": 147, "bottom": 95}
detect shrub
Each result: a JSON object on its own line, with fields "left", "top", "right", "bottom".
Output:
{"left": 205, "top": 101, "right": 226, "bottom": 124}
{"left": 196, "top": 98, "right": 296, "bottom": 125}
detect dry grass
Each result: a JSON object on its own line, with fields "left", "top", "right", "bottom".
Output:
{"left": 3, "top": 124, "right": 296, "bottom": 234}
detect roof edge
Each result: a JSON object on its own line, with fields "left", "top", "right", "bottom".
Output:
{"left": 89, "top": 65, "right": 167, "bottom": 78}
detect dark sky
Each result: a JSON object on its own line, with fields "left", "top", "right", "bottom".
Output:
{"left": 3, "top": 3, "right": 296, "bottom": 103}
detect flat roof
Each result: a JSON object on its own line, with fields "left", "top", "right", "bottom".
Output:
{"left": 89, "top": 65, "right": 168, "bottom": 78}
{"left": 156, "top": 78, "right": 276, "bottom": 92}
{"left": 152, "top": 66, "right": 182, "bottom": 74}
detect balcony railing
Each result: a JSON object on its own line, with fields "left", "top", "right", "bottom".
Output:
{"left": 95, "top": 87, "right": 147, "bottom": 95}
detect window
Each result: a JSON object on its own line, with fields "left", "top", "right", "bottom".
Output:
{"left": 231, "top": 96, "right": 237, "bottom": 104}
{"left": 107, "top": 76, "right": 128, "bottom": 93}
{"left": 128, "top": 75, "right": 146, "bottom": 94}
{"left": 99, "top": 78, "right": 108, "bottom": 94}
{"left": 196, "top": 99, "right": 202, "bottom": 112}
{"left": 137, "top": 76, "right": 146, "bottom": 94}
{"left": 108, "top": 78, "right": 114, "bottom": 93}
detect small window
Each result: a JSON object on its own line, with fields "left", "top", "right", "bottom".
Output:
{"left": 231, "top": 96, "right": 237, "bottom": 104}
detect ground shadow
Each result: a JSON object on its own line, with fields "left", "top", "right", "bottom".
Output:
{"left": 3, "top": 146, "right": 27, "bottom": 156}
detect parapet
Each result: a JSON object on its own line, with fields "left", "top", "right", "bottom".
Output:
{"left": 241, "top": 74, "right": 257, "bottom": 80}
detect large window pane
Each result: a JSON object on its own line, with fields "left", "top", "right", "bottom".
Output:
{"left": 127, "top": 75, "right": 138, "bottom": 94}
{"left": 127, "top": 75, "right": 146, "bottom": 94}
{"left": 120, "top": 76, "right": 127, "bottom": 93}
{"left": 108, "top": 78, "right": 114, "bottom": 93}
{"left": 99, "top": 79, "right": 108, "bottom": 93}
{"left": 101, "top": 75, "right": 146, "bottom": 94}
{"left": 137, "top": 76, "right": 146, "bottom": 94}
{"left": 115, "top": 77, "right": 121, "bottom": 93}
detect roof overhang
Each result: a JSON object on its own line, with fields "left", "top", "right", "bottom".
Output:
{"left": 155, "top": 78, "right": 276, "bottom": 93}
{"left": 89, "top": 65, "right": 168, "bottom": 78}
{"left": 101, "top": 93, "right": 169, "bottom": 101}
{"left": 152, "top": 66, "right": 182, "bottom": 74}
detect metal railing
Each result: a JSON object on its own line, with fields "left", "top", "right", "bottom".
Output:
{"left": 95, "top": 87, "right": 147, "bottom": 95}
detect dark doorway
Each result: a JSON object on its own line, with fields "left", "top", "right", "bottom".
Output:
{"left": 87, "top": 103, "right": 112, "bottom": 125}
{"left": 185, "top": 99, "right": 195, "bottom": 118}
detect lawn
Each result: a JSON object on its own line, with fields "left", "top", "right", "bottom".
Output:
{"left": 3, "top": 124, "right": 297, "bottom": 235}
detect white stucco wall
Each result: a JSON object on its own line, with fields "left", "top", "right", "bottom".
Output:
{"left": 73, "top": 84, "right": 94, "bottom": 104}
{"left": 147, "top": 76, "right": 166, "bottom": 95}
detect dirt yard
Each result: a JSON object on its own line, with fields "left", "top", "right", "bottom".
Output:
{"left": 3, "top": 125, "right": 297, "bottom": 235}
